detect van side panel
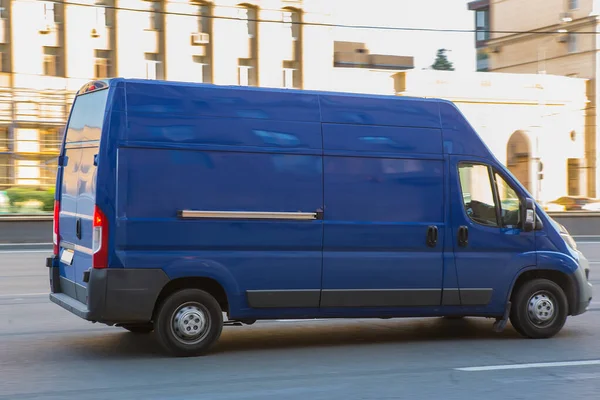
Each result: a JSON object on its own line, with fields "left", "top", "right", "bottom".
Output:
{"left": 115, "top": 83, "right": 324, "bottom": 317}
{"left": 439, "top": 101, "right": 494, "bottom": 157}
{"left": 123, "top": 81, "right": 321, "bottom": 122}
{"left": 319, "top": 94, "right": 441, "bottom": 128}
{"left": 320, "top": 119, "right": 447, "bottom": 311}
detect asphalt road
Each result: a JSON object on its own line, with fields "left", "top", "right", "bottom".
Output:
{"left": 1, "top": 244, "right": 600, "bottom": 399}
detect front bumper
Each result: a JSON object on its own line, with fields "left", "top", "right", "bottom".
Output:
{"left": 47, "top": 257, "right": 169, "bottom": 325}
{"left": 572, "top": 252, "right": 593, "bottom": 316}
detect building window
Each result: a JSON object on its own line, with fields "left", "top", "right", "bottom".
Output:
{"left": 148, "top": 1, "right": 162, "bottom": 31}
{"left": 94, "top": 50, "right": 112, "bottom": 78}
{"left": 282, "top": 8, "right": 302, "bottom": 89}
{"left": 569, "top": 0, "right": 579, "bottom": 10}
{"left": 238, "top": 65, "right": 251, "bottom": 86}
{"left": 15, "top": 129, "right": 40, "bottom": 153}
{"left": 475, "top": 8, "right": 490, "bottom": 42}
{"left": 145, "top": 53, "right": 163, "bottom": 80}
{"left": 283, "top": 10, "right": 300, "bottom": 41}
{"left": 97, "top": 1, "right": 115, "bottom": 27}
{"left": 568, "top": 33, "right": 577, "bottom": 53}
{"left": 40, "top": 127, "right": 62, "bottom": 153}
{"left": 238, "top": 6, "right": 257, "bottom": 38}
{"left": 237, "top": 5, "right": 258, "bottom": 86}
{"left": 95, "top": 6, "right": 107, "bottom": 28}
{"left": 197, "top": 3, "right": 210, "bottom": 33}
{"left": 0, "top": 44, "right": 9, "bottom": 73}
{"left": 282, "top": 68, "right": 295, "bottom": 89}
{"left": 477, "top": 51, "right": 489, "bottom": 71}
{"left": 0, "top": 0, "right": 8, "bottom": 19}
{"left": 192, "top": 55, "right": 211, "bottom": 83}
{"left": 568, "top": 158, "right": 581, "bottom": 196}
{"left": 16, "top": 160, "right": 41, "bottom": 186}
{"left": 0, "top": 126, "right": 8, "bottom": 151}
{"left": 42, "top": 1, "right": 57, "bottom": 25}
{"left": 43, "top": 46, "right": 61, "bottom": 76}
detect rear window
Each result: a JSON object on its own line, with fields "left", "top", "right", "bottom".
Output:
{"left": 66, "top": 89, "right": 109, "bottom": 143}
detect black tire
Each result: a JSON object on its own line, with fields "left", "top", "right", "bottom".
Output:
{"left": 122, "top": 323, "right": 154, "bottom": 334}
{"left": 510, "top": 278, "right": 568, "bottom": 339}
{"left": 154, "top": 289, "right": 223, "bottom": 357}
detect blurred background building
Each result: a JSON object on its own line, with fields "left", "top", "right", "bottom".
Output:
{"left": 0, "top": 0, "right": 417, "bottom": 190}
{"left": 467, "top": 0, "right": 600, "bottom": 199}
{"left": 0, "top": 0, "right": 594, "bottom": 209}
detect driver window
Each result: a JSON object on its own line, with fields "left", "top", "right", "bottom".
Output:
{"left": 458, "top": 163, "right": 499, "bottom": 227}
{"left": 494, "top": 172, "right": 520, "bottom": 228}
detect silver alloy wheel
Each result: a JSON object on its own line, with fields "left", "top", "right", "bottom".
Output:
{"left": 170, "top": 302, "right": 211, "bottom": 345}
{"left": 527, "top": 291, "right": 556, "bottom": 328}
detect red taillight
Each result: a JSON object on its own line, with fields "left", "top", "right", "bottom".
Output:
{"left": 92, "top": 205, "right": 108, "bottom": 269}
{"left": 53, "top": 201, "right": 60, "bottom": 256}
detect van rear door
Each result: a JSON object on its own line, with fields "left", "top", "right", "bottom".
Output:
{"left": 56, "top": 87, "right": 109, "bottom": 303}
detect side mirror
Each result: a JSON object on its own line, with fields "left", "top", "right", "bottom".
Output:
{"left": 522, "top": 198, "right": 536, "bottom": 232}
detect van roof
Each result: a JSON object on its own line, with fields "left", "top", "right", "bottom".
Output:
{"left": 101, "top": 77, "right": 446, "bottom": 103}
{"left": 92, "top": 78, "right": 460, "bottom": 129}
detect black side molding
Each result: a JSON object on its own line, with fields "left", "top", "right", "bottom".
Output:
{"left": 320, "top": 289, "right": 441, "bottom": 308}
{"left": 247, "top": 290, "right": 320, "bottom": 308}
{"left": 459, "top": 289, "right": 493, "bottom": 306}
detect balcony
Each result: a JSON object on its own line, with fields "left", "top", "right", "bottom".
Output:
{"left": 39, "top": 24, "right": 59, "bottom": 47}
{"left": 91, "top": 27, "right": 112, "bottom": 51}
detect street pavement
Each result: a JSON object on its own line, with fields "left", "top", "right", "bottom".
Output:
{"left": 1, "top": 244, "right": 600, "bottom": 399}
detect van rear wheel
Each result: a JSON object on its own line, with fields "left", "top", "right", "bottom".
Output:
{"left": 510, "top": 278, "right": 568, "bottom": 339}
{"left": 154, "top": 289, "right": 223, "bottom": 357}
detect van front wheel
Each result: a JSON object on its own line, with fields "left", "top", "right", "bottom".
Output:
{"left": 154, "top": 289, "right": 224, "bottom": 357}
{"left": 510, "top": 278, "right": 568, "bottom": 339}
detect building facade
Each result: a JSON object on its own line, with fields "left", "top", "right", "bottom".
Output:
{"left": 0, "top": 0, "right": 416, "bottom": 189}
{"left": 394, "top": 70, "right": 589, "bottom": 203}
{"left": 467, "top": 0, "right": 600, "bottom": 198}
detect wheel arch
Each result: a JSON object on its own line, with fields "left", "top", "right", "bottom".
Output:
{"left": 508, "top": 267, "right": 577, "bottom": 316}
{"left": 153, "top": 277, "right": 230, "bottom": 319}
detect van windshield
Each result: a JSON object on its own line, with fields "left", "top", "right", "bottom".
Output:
{"left": 65, "top": 89, "right": 109, "bottom": 144}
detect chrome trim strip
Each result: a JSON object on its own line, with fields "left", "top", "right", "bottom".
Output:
{"left": 61, "top": 242, "right": 93, "bottom": 255}
{"left": 179, "top": 210, "right": 317, "bottom": 221}
{"left": 61, "top": 241, "right": 75, "bottom": 250}
{"left": 60, "top": 211, "right": 93, "bottom": 220}
{"left": 74, "top": 245, "right": 94, "bottom": 255}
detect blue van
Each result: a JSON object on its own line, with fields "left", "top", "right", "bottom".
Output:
{"left": 47, "top": 78, "right": 593, "bottom": 357}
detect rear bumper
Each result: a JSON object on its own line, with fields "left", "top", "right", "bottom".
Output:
{"left": 48, "top": 257, "right": 169, "bottom": 325}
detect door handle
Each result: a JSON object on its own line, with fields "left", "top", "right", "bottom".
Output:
{"left": 458, "top": 225, "right": 468, "bottom": 247}
{"left": 76, "top": 218, "right": 82, "bottom": 240}
{"left": 427, "top": 225, "right": 438, "bottom": 248}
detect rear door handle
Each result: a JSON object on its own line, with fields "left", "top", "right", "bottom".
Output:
{"left": 458, "top": 225, "right": 468, "bottom": 247}
{"left": 427, "top": 225, "right": 438, "bottom": 247}
{"left": 76, "top": 218, "right": 82, "bottom": 240}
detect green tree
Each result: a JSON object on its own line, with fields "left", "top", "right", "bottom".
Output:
{"left": 431, "top": 48, "right": 455, "bottom": 71}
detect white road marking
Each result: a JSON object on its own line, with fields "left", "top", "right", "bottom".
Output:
{"left": 0, "top": 250, "right": 51, "bottom": 254}
{"left": 0, "top": 293, "right": 47, "bottom": 298}
{"left": 0, "top": 243, "right": 52, "bottom": 247}
{"left": 455, "top": 360, "right": 600, "bottom": 372}
{"left": 496, "top": 372, "right": 600, "bottom": 383}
